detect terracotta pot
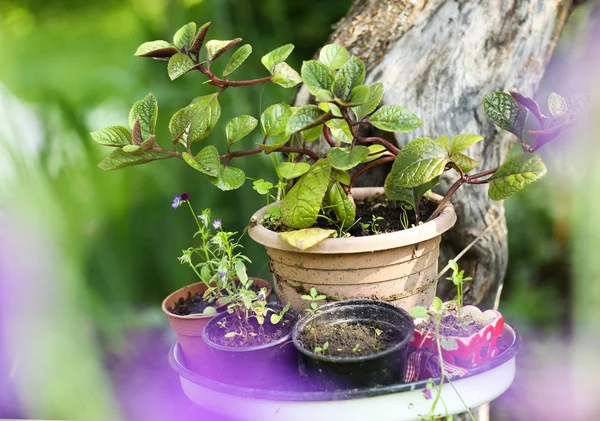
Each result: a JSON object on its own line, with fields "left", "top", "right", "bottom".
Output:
{"left": 161, "top": 277, "right": 272, "bottom": 371}
{"left": 248, "top": 187, "right": 456, "bottom": 311}
{"left": 410, "top": 305, "right": 505, "bottom": 369}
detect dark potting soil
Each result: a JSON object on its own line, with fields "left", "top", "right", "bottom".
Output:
{"left": 169, "top": 291, "right": 217, "bottom": 316}
{"left": 169, "top": 281, "right": 263, "bottom": 316}
{"left": 416, "top": 307, "right": 488, "bottom": 337}
{"left": 209, "top": 315, "right": 294, "bottom": 348}
{"left": 299, "top": 322, "right": 396, "bottom": 358}
{"left": 268, "top": 193, "right": 437, "bottom": 236}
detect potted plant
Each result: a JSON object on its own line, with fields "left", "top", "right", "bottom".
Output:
{"left": 292, "top": 290, "right": 414, "bottom": 389}
{"left": 408, "top": 261, "right": 504, "bottom": 372}
{"left": 202, "top": 287, "right": 296, "bottom": 386}
{"left": 161, "top": 193, "right": 271, "bottom": 370}
{"left": 90, "top": 21, "right": 576, "bottom": 309}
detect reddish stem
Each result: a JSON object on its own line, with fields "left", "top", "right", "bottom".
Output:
{"left": 350, "top": 156, "right": 395, "bottom": 185}
{"left": 357, "top": 136, "right": 400, "bottom": 156}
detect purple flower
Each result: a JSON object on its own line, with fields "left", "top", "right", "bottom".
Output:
{"left": 212, "top": 219, "right": 222, "bottom": 229}
{"left": 257, "top": 291, "right": 266, "bottom": 301}
{"left": 171, "top": 196, "right": 182, "bottom": 209}
{"left": 217, "top": 270, "right": 227, "bottom": 280}
{"left": 423, "top": 387, "right": 432, "bottom": 400}
{"left": 171, "top": 192, "right": 190, "bottom": 209}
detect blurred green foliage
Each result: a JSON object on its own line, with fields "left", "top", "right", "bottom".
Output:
{"left": 0, "top": 0, "right": 352, "bottom": 342}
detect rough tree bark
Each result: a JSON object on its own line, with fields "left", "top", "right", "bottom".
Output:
{"left": 297, "top": 0, "right": 573, "bottom": 310}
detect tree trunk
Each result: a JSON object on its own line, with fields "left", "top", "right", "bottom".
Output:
{"left": 298, "top": 0, "right": 572, "bottom": 309}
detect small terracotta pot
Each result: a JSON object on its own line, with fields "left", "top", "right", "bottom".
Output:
{"left": 248, "top": 187, "right": 456, "bottom": 311}
{"left": 161, "top": 277, "right": 272, "bottom": 372}
{"left": 410, "top": 305, "right": 505, "bottom": 369}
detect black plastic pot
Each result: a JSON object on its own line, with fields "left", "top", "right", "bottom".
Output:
{"left": 202, "top": 303, "right": 298, "bottom": 386}
{"left": 292, "top": 299, "right": 414, "bottom": 389}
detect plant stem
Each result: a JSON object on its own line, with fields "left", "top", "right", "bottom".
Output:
{"left": 350, "top": 155, "right": 395, "bottom": 185}
{"left": 323, "top": 125, "right": 336, "bottom": 147}
{"left": 196, "top": 64, "right": 271, "bottom": 87}
{"left": 357, "top": 136, "right": 400, "bottom": 155}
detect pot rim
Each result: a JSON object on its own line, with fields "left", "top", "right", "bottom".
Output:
{"left": 202, "top": 303, "right": 297, "bottom": 352}
{"left": 413, "top": 305, "right": 504, "bottom": 341}
{"left": 161, "top": 277, "right": 271, "bottom": 321}
{"left": 292, "top": 299, "right": 414, "bottom": 364}
{"left": 248, "top": 187, "right": 456, "bottom": 254}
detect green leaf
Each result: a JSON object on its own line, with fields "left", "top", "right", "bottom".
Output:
{"left": 331, "top": 74, "right": 349, "bottom": 101}
{"left": 318, "top": 102, "right": 342, "bottom": 117}
{"left": 302, "top": 124, "right": 322, "bottom": 142}
{"left": 368, "top": 105, "right": 422, "bottom": 132}
{"left": 261, "top": 103, "right": 293, "bottom": 136}
{"left": 253, "top": 179, "right": 274, "bottom": 194}
{"left": 282, "top": 160, "right": 332, "bottom": 229}
{"left": 330, "top": 125, "right": 353, "bottom": 144}
{"left": 413, "top": 176, "right": 440, "bottom": 202}
{"left": 134, "top": 40, "right": 178, "bottom": 58}
{"left": 352, "top": 83, "right": 384, "bottom": 120}
{"left": 182, "top": 147, "right": 221, "bottom": 177}
{"left": 327, "top": 146, "right": 370, "bottom": 170}
{"left": 362, "top": 145, "right": 389, "bottom": 163}
{"left": 277, "top": 162, "right": 310, "bottom": 179}
{"left": 340, "top": 85, "right": 369, "bottom": 107}
{"left": 483, "top": 92, "right": 527, "bottom": 138}
{"left": 209, "top": 166, "right": 246, "bottom": 191}
{"left": 202, "top": 306, "right": 217, "bottom": 316}
{"left": 434, "top": 135, "right": 450, "bottom": 151}
{"left": 384, "top": 137, "right": 448, "bottom": 188}
{"left": 169, "top": 94, "right": 221, "bottom": 143}
{"left": 261, "top": 44, "right": 294, "bottom": 71}
{"left": 258, "top": 134, "right": 289, "bottom": 152}
{"left": 432, "top": 297, "right": 443, "bottom": 312}
{"left": 91, "top": 126, "right": 131, "bottom": 147}
{"left": 301, "top": 60, "right": 334, "bottom": 96}
{"left": 223, "top": 44, "right": 252, "bottom": 76}
{"left": 488, "top": 153, "right": 547, "bottom": 200}
{"left": 226, "top": 115, "right": 258, "bottom": 144}
{"left": 167, "top": 53, "right": 196, "bottom": 80}
{"left": 331, "top": 169, "right": 351, "bottom": 185}
{"left": 98, "top": 148, "right": 169, "bottom": 171}
{"left": 205, "top": 39, "right": 241, "bottom": 61}
{"left": 450, "top": 152, "right": 478, "bottom": 172}
{"left": 333, "top": 56, "right": 365, "bottom": 100}
{"left": 128, "top": 93, "right": 158, "bottom": 140}
{"left": 278, "top": 228, "right": 336, "bottom": 250}
{"left": 327, "top": 181, "right": 356, "bottom": 229}
{"left": 224, "top": 332, "right": 237, "bottom": 338}
{"left": 271, "top": 62, "right": 302, "bottom": 88}
{"left": 122, "top": 145, "right": 140, "bottom": 153}
{"left": 384, "top": 184, "right": 414, "bottom": 208}
{"left": 409, "top": 306, "right": 429, "bottom": 319}
{"left": 318, "top": 44, "right": 349, "bottom": 70}
{"left": 173, "top": 22, "right": 197, "bottom": 49}
{"left": 450, "top": 134, "right": 483, "bottom": 152}
{"left": 286, "top": 105, "right": 327, "bottom": 134}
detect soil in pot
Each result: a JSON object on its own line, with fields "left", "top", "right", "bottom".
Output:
{"left": 168, "top": 280, "right": 266, "bottom": 316}
{"left": 265, "top": 194, "right": 437, "bottom": 236}
{"left": 206, "top": 312, "right": 295, "bottom": 348}
{"left": 416, "top": 308, "right": 488, "bottom": 338}
{"left": 298, "top": 322, "right": 397, "bottom": 358}
{"left": 293, "top": 300, "right": 414, "bottom": 390}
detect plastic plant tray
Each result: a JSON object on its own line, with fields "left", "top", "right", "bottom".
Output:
{"left": 169, "top": 324, "right": 521, "bottom": 421}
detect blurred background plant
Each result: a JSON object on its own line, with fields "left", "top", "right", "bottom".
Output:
{"left": 0, "top": 0, "right": 598, "bottom": 420}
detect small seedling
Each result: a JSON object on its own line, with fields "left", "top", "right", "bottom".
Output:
{"left": 446, "top": 260, "right": 472, "bottom": 319}
{"left": 314, "top": 341, "right": 329, "bottom": 355}
{"left": 352, "top": 343, "right": 361, "bottom": 353}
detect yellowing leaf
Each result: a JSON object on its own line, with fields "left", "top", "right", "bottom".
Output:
{"left": 278, "top": 228, "right": 335, "bottom": 250}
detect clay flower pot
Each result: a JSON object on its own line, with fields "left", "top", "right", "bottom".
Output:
{"left": 410, "top": 305, "right": 505, "bottom": 369}
{"left": 161, "top": 277, "right": 272, "bottom": 371}
{"left": 248, "top": 187, "right": 456, "bottom": 311}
